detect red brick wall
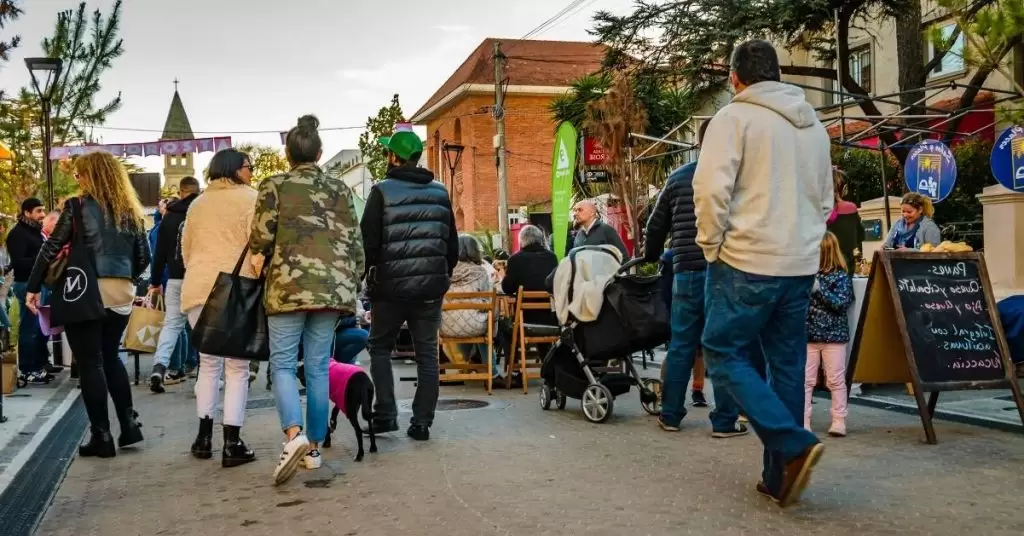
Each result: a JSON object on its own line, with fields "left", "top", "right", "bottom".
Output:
{"left": 424, "top": 93, "right": 559, "bottom": 232}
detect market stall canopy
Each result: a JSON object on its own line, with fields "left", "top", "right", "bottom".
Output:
{"left": 353, "top": 193, "right": 365, "bottom": 223}
{"left": 0, "top": 142, "right": 14, "bottom": 160}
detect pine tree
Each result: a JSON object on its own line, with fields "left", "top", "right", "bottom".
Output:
{"left": 357, "top": 94, "right": 406, "bottom": 181}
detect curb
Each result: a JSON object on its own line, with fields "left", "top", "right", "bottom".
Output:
{"left": 629, "top": 356, "right": 1024, "bottom": 435}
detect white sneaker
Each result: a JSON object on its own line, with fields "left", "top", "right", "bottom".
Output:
{"left": 303, "top": 448, "right": 322, "bottom": 469}
{"left": 274, "top": 435, "right": 310, "bottom": 486}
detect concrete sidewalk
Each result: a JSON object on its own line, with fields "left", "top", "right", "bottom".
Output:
{"left": 29, "top": 358, "right": 1024, "bottom": 536}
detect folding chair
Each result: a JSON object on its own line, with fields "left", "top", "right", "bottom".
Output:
{"left": 507, "top": 287, "right": 559, "bottom": 394}
{"left": 438, "top": 291, "right": 496, "bottom": 394}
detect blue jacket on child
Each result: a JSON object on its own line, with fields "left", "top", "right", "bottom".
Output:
{"left": 807, "top": 270, "right": 854, "bottom": 344}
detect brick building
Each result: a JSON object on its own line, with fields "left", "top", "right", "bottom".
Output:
{"left": 410, "top": 38, "right": 605, "bottom": 232}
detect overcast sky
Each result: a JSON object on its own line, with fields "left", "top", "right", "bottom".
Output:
{"left": 0, "top": 0, "right": 632, "bottom": 173}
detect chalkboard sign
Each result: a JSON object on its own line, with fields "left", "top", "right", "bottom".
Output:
{"left": 847, "top": 250, "right": 1024, "bottom": 444}
{"left": 889, "top": 257, "right": 1004, "bottom": 384}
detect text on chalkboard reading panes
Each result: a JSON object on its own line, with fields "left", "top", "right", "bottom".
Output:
{"left": 889, "top": 258, "right": 1004, "bottom": 383}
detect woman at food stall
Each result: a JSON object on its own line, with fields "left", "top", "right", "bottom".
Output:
{"left": 882, "top": 192, "right": 941, "bottom": 250}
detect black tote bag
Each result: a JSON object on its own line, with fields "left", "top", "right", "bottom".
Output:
{"left": 191, "top": 246, "right": 270, "bottom": 361}
{"left": 50, "top": 198, "right": 107, "bottom": 328}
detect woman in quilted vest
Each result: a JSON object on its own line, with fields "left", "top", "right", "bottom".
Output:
{"left": 441, "top": 235, "right": 493, "bottom": 369}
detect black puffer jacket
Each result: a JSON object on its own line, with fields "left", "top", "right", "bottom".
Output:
{"left": 150, "top": 193, "right": 196, "bottom": 284}
{"left": 643, "top": 161, "right": 707, "bottom": 273}
{"left": 27, "top": 197, "right": 150, "bottom": 293}
{"left": 360, "top": 165, "right": 459, "bottom": 302}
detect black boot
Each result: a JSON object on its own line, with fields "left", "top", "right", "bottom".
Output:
{"left": 117, "top": 408, "right": 144, "bottom": 448}
{"left": 191, "top": 417, "right": 214, "bottom": 460}
{"left": 222, "top": 425, "right": 256, "bottom": 468}
{"left": 79, "top": 426, "right": 116, "bottom": 458}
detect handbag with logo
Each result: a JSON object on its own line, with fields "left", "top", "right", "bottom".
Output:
{"left": 49, "top": 198, "right": 107, "bottom": 328}
{"left": 192, "top": 246, "right": 270, "bottom": 361}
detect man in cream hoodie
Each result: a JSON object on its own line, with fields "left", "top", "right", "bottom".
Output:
{"left": 694, "top": 39, "right": 833, "bottom": 507}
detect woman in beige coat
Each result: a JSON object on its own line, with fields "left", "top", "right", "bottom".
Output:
{"left": 180, "top": 148, "right": 258, "bottom": 468}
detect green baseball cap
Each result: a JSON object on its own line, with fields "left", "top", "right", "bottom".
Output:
{"left": 377, "top": 131, "right": 424, "bottom": 160}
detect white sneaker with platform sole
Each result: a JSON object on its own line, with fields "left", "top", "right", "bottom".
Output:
{"left": 274, "top": 435, "right": 310, "bottom": 486}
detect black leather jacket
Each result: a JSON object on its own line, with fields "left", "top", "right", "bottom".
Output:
{"left": 27, "top": 197, "right": 150, "bottom": 293}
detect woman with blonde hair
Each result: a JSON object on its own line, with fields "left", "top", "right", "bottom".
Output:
{"left": 882, "top": 192, "right": 941, "bottom": 250}
{"left": 804, "top": 232, "right": 854, "bottom": 437}
{"left": 25, "top": 151, "right": 150, "bottom": 458}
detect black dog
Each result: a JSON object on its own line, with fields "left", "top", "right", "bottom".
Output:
{"left": 298, "top": 361, "right": 377, "bottom": 462}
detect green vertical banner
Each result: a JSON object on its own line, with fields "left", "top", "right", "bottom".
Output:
{"left": 551, "top": 122, "right": 578, "bottom": 260}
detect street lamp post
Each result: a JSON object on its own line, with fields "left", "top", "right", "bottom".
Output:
{"left": 25, "top": 57, "right": 64, "bottom": 212}
{"left": 442, "top": 141, "right": 464, "bottom": 193}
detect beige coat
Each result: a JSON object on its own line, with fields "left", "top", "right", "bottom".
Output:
{"left": 180, "top": 180, "right": 258, "bottom": 313}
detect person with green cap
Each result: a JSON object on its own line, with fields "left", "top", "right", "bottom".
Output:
{"left": 360, "top": 129, "right": 459, "bottom": 442}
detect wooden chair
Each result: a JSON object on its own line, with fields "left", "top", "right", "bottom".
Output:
{"left": 438, "top": 291, "right": 497, "bottom": 394}
{"left": 508, "top": 287, "right": 559, "bottom": 394}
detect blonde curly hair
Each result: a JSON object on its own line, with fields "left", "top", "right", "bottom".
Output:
{"left": 73, "top": 152, "right": 146, "bottom": 231}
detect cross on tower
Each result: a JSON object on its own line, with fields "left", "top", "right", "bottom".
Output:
{"left": 173, "top": 78, "right": 179, "bottom": 91}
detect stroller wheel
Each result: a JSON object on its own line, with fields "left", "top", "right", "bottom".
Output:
{"left": 556, "top": 390, "right": 567, "bottom": 410}
{"left": 539, "top": 385, "right": 553, "bottom": 411}
{"left": 581, "top": 384, "right": 614, "bottom": 423}
{"left": 640, "top": 378, "right": 663, "bottom": 415}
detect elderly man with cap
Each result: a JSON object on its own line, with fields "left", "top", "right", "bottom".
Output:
{"left": 571, "top": 199, "right": 628, "bottom": 261}
{"left": 360, "top": 129, "right": 459, "bottom": 442}
{"left": 5, "top": 197, "right": 53, "bottom": 384}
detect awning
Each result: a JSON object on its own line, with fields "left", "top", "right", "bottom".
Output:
{"left": 353, "top": 194, "right": 365, "bottom": 223}
{"left": 0, "top": 142, "right": 14, "bottom": 160}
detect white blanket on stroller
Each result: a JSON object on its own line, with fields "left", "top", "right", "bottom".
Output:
{"left": 552, "top": 245, "right": 623, "bottom": 325}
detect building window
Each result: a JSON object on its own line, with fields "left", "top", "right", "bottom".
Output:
{"left": 827, "top": 45, "right": 872, "bottom": 106}
{"left": 928, "top": 23, "right": 965, "bottom": 79}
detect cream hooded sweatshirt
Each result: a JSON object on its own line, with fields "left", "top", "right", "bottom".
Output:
{"left": 693, "top": 81, "right": 834, "bottom": 277}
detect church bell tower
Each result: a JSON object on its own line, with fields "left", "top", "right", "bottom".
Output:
{"left": 161, "top": 79, "right": 196, "bottom": 192}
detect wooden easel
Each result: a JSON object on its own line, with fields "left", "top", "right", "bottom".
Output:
{"left": 846, "top": 251, "right": 1024, "bottom": 444}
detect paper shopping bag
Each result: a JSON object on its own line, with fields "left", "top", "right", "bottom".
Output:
{"left": 124, "top": 297, "right": 165, "bottom": 353}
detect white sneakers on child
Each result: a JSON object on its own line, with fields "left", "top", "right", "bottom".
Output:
{"left": 274, "top": 435, "right": 310, "bottom": 486}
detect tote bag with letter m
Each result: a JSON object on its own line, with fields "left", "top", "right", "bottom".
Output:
{"left": 192, "top": 247, "right": 270, "bottom": 361}
{"left": 49, "top": 198, "right": 107, "bottom": 328}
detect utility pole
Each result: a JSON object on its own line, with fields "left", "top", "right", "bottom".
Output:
{"left": 493, "top": 41, "right": 510, "bottom": 249}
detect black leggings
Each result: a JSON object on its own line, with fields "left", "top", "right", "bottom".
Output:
{"left": 64, "top": 310, "right": 133, "bottom": 431}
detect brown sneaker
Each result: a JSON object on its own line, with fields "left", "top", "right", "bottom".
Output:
{"left": 779, "top": 442, "right": 825, "bottom": 507}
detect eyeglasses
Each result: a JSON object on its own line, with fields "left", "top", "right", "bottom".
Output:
{"left": 240, "top": 165, "right": 252, "bottom": 170}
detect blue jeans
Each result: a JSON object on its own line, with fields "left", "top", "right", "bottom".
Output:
{"left": 701, "top": 262, "right": 819, "bottom": 494}
{"left": 153, "top": 280, "right": 188, "bottom": 371}
{"left": 13, "top": 281, "right": 48, "bottom": 374}
{"left": 333, "top": 324, "right": 369, "bottom": 364}
{"left": 660, "top": 270, "right": 739, "bottom": 430}
{"left": 169, "top": 324, "right": 198, "bottom": 372}
{"left": 268, "top": 311, "right": 340, "bottom": 443}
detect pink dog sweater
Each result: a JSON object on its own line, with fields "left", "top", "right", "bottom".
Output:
{"left": 328, "top": 361, "right": 365, "bottom": 417}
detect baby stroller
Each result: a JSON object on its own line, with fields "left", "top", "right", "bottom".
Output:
{"left": 540, "top": 251, "right": 669, "bottom": 423}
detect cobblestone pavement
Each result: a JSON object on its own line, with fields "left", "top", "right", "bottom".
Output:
{"left": 36, "top": 362, "right": 1024, "bottom": 536}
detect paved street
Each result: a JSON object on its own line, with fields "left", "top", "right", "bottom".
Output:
{"left": 29, "top": 359, "right": 1024, "bottom": 536}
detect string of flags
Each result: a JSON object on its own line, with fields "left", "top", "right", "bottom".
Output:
{"left": 49, "top": 136, "right": 233, "bottom": 160}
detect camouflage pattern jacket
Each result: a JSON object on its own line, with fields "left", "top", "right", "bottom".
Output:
{"left": 249, "top": 163, "right": 365, "bottom": 316}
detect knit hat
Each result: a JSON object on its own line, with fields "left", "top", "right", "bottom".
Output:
{"left": 20, "top": 197, "right": 43, "bottom": 213}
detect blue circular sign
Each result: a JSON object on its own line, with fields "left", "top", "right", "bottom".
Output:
{"left": 990, "top": 126, "right": 1024, "bottom": 192}
{"left": 904, "top": 139, "right": 958, "bottom": 203}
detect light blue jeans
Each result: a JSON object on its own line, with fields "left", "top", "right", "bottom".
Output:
{"left": 152, "top": 280, "right": 186, "bottom": 370}
{"left": 268, "top": 311, "right": 340, "bottom": 444}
